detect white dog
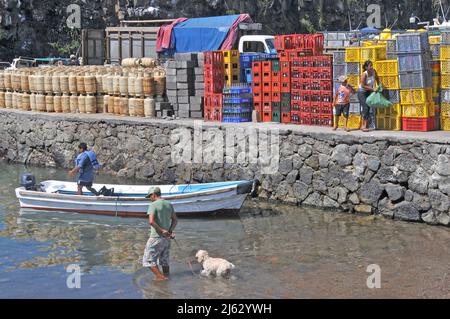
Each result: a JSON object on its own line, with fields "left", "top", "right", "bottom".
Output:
{"left": 195, "top": 250, "right": 236, "bottom": 277}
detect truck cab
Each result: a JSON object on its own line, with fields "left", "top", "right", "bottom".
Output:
{"left": 238, "top": 35, "right": 277, "bottom": 54}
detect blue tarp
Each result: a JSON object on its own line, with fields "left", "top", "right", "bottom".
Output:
{"left": 171, "top": 15, "right": 240, "bottom": 53}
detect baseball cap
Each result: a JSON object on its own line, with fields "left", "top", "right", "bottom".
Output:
{"left": 146, "top": 186, "right": 161, "bottom": 198}
{"left": 338, "top": 75, "right": 348, "bottom": 83}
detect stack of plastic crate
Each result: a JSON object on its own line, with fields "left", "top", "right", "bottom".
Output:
{"left": 396, "top": 32, "right": 435, "bottom": 131}
{"left": 240, "top": 53, "right": 263, "bottom": 84}
{"left": 252, "top": 59, "right": 281, "bottom": 122}
{"left": 204, "top": 51, "right": 224, "bottom": 122}
{"left": 374, "top": 59, "right": 402, "bottom": 130}
{"left": 223, "top": 50, "right": 240, "bottom": 86}
{"left": 291, "top": 55, "right": 333, "bottom": 126}
{"left": 440, "top": 31, "right": 450, "bottom": 131}
{"left": 222, "top": 84, "right": 253, "bottom": 123}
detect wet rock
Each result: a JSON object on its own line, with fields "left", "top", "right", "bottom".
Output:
{"left": 385, "top": 184, "right": 405, "bottom": 202}
{"left": 292, "top": 181, "right": 311, "bottom": 202}
{"left": 303, "top": 192, "right": 322, "bottom": 206}
{"left": 299, "top": 166, "right": 314, "bottom": 185}
{"left": 392, "top": 202, "right": 421, "bottom": 222}
{"left": 408, "top": 167, "right": 429, "bottom": 194}
{"left": 434, "top": 155, "right": 450, "bottom": 176}
{"left": 428, "top": 189, "right": 450, "bottom": 212}
{"left": 358, "top": 179, "right": 384, "bottom": 205}
{"left": 323, "top": 196, "right": 340, "bottom": 208}
{"left": 332, "top": 144, "right": 352, "bottom": 166}
{"left": 285, "top": 170, "right": 299, "bottom": 184}
{"left": 355, "top": 205, "right": 372, "bottom": 214}
{"left": 328, "top": 187, "right": 348, "bottom": 204}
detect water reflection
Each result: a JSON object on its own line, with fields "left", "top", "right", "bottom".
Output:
{"left": 1, "top": 163, "right": 449, "bottom": 298}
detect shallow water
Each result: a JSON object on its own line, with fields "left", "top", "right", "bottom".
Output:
{"left": 0, "top": 162, "right": 449, "bottom": 299}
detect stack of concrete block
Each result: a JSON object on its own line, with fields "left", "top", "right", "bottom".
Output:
{"left": 166, "top": 53, "right": 204, "bottom": 119}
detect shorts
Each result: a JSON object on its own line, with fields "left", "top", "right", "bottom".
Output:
{"left": 78, "top": 181, "right": 93, "bottom": 187}
{"left": 142, "top": 237, "right": 171, "bottom": 268}
{"left": 358, "top": 89, "right": 371, "bottom": 120}
{"left": 334, "top": 104, "right": 350, "bottom": 117}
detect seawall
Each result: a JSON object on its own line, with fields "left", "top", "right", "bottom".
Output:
{"left": 1, "top": 108, "right": 449, "bottom": 226}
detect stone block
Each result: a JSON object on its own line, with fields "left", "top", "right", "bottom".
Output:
{"left": 190, "top": 111, "right": 203, "bottom": 118}
{"left": 176, "top": 68, "right": 194, "bottom": 76}
{"left": 166, "top": 68, "right": 177, "bottom": 76}
{"left": 177, "top": 96, "right": 189, "bottom": 104}
{"left": 166, "top": 75, "right": 177, "bottom": 83}
{"left": 194, "top": 82, "right": 205, "bottom": 89}
{"left": 166, "top": 89, "right": 178, "bottom": 97}
{"left": 179, "top": 103, "right": 190, "bottom": 111}
{"left": 166, "top": 82, "right": 177, "bottom": 90}
{"left": 176, "top": 60, "right": 196, "bottom": 69}
{"left": 176, "top": 74, "right": 195, "bottom": 83}
{"left": 166, "top": 60, "right": 177, "bottom": 68}
{"left": 174, "top": 52, "right": 197, "bottom": 62}
{"left": 178, "top": 110, "right": 190, "bottom": 118}
{"left": 194, "top": 67, "right": 204, "bottom": 75}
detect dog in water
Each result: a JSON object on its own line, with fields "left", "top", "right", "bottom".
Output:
{"left": 195, "top": 250, "right": 236, "bottom": 277}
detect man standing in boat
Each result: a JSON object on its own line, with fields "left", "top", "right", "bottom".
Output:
{"left": 68, "top": 142, "right": 100, "bottom": 196}
{"left": 142, "top": 187, "right": 178, "bottom": 281}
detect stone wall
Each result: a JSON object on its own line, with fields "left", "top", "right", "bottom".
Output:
{"left": 0, "top": 109, "right": 449, "bottom": 227}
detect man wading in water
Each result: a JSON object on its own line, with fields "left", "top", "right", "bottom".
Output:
{"left": 142, "top": 187, "right": 178, "bottom": 281}
{"left": 68, "top": 142, "right": 99, "bottom": 196}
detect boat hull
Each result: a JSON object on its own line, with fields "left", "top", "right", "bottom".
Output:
{"left": 15, "top": 180, "right": 253, "bottom": 218}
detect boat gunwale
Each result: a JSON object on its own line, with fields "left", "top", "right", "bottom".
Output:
{"left": 16, "top": 184, "right": 241, "bottom": 202}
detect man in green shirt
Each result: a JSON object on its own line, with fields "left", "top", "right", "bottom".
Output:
{"left": 142, "top": 187, "right": 178, "bottom": 281}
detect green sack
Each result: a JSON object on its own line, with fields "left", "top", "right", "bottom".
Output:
{"left": 366, "top": 85, "right": 393, "bottom": 109}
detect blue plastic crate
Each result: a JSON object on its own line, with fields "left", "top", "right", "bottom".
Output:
{"left": 222, "top": 117, "right": 252, "bottom": 123}
{"left": 222, "top": 107, "right": 253, "bottom": 113}
{"left": 223, "top": 97, "right": 252, "bottom": 104}
{"left": 240, "top": 53, "right": 262, "bottom": 69}
{"left": 223, "top": 86, "right": 252, "bottom": 94}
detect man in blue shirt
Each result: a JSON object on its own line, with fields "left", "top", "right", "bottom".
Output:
{"left": 69, "top": 143, "right": 99, "bottom": 196}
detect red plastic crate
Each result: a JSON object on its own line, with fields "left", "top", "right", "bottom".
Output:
{"left": 279, "top": 51, "right": 289, "bottom": 62}
{"left": 402, "top": 117, "right": 435, "bottom": 132}
{"left": 263, "top": 70, "right": 272, "bottom": 82}
{"left": 281, "top": 82, "right": 291, "bottom": 93}
{"left": 299, "top": 79, "right": 310, "bottom": 90}
{"left": 299, "top": 101, "right": 311, "bottom": 113}
{"left": 263, "top": 101, "right": 272, "bottom": 112}
{"left": 291, "top": 111, "right": 301, "bottom": 124}
{"left": 261, "top": 111, "right": 272, "bottom": 122}
{"left": 254, "top": 101, "right": 262, "bottom": 113}
{"left": 263, "top": 91, "right": 271, "bottom": 101}
{"left": 204, "top": 51, "right": 224, "bottom": 67}
{"left": 252, "top": 61, "right": 262, "bottom": 82}
{"left": 321, "top": 91, "right": 333, "bottom": 103}
{"left": 320, "top": 114, "right": 333, "bottom": 126}
{"left": 310, "top": 102, "right": 321, "bottom": 114}
{"left": 204, "top": 107, "right": 222, "bottom": 122}
{"left": 253, "top": 91, "right": 262, "bottom": 102}
{"left": 291, "top": 89, "right": 300, "bottom": 101}
{"left": 204, "top": 93, "right": 223, "bottom": 109}
{"left": 262, "top": 61, "right": 272, "bottom": 73}
{"left": 272, "top": 91, "right": 281, "bottom": 102}
{"left": 272, "top": 71, "right": 281, "bottom": 82}
{"left": 300, "top": 112, "right": 312, "bottom": 125}
{"left": 281, "top": 112, "right": 292, "bottom": 123}
{"left": 320, "top": 80, "right": 332, "bottom": 91}
{"left": 310, "top": 80, "right": 321, "bottom": 91}
{"left": 313, "top": 55, "right": 332, "bottom": 67}
{"left": 272, "top": 81, "right": 281, "bottom": 93}
{"left": 262, "top": 82, "right": 271, "bottom": 92}
{"left": 320, "top": 102, "right": 333, "bottom": 115}
{"left": 252, "top": 81, "right": 262, "bottom": 93}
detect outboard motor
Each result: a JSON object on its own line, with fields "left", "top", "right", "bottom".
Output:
{"left": 20, "top": 173, "right": 36, "bottom": 191}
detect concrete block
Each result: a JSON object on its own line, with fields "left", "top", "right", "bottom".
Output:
{"left": 167, "top": 95, "right": 178, "bottom": 104}
{"left": 176, "top": 68, "right": 194, "bottom": 76}
{"left": 155, "top": 96, "right": 166, "bottom": 102}
{"left": 179, "top": 103, "right": 190, "bottom": 111}
{"left": 166, "top": 68, "right": 177, "bottom": 76}
{"left": 190, "top": 111, "right": 203, "bottom": 118}
{"left": 177, "top": 89, "right": 190, "bottom": 97}
{"left": 195, "top": 75, "right": 204, "bottom": 82}
{"left": 174, "top": 53, "right": 197, "bottom": 62}
{"left": 166, "top": 75, "right": 177, "bottom": 83}
{"left": 194, "top": 67, "right": 204, "bottom": 75}
{"left": 166, "top": 89, "right": 178, "bottom": 97}
{"left": 166, "top": 82, "right": 178, "bottom": 90}
{"left": 176, "top": 60, "right": 195, "bottom": 69}
{"left": 162, "top": 109, "right": 174, "bottom": 117}
{"left": 178, "top": 96, "right": 190, "bottom": 104}
{"left": 194, "top": 82, "right": 204, "bottom": 89}
{"left": 176, "top": 74, "right": 195, "bottom": 83}
{"left": 177, "top": 82, "right": 192, "bottom": 90}
{"left": 178, "top": 110, "right": 190, "bottom": 118}
{"left": 195, "top": 89, "right": 205, "bottom": 96}
{"left": 167, "top": 61, "right": 177, "bottom": 68}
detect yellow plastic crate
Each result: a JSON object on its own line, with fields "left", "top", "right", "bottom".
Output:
{"left": 441, "top": 74, "right": 450, "bottom": 88}
{"left": 338, "top": 114, "right": 361, "bottom": 129}
{"left": 442, "top": 116, "right": 450, "bottom": 131}
{"left": 379, "top": 75, "right": 400, "bottom": 89}
{"left": 222, "top": 50, "right": 240, "bottom": 63}
{"left": 362, "top": 40, "right": 377, "bottom": 47}
{"left": 376, "top": 103, "right": 402, "bottom": 117}
{"left": 441, "top": 61, "right": 450, "bottom": 74}
{"left": 376, "top": 116, "right": 402, "bottom": 131}
{"left": 442, "top": 103, "right": 450, "bottom": 117}
{"left": 347, "top": 74, "right": 360, "bottom": 87}
{"left": 360, "top": 46, "right": 387, "bottom": 62}
{"left": 374, "top": 60, "right": 398, "bottom": 76}
{"left": 400, "top": 88, "right": 433, "bottom": 104}
{"left": 429, "top": 35, "right": 441, "bottom": 44}
{"left": 440, "top": 46, "right": 450, "bottom": 60}
{"left": 401, "top": 103, "right": 435, "bottom": 118}
{"left": 345, "top": 47, "right": 361, "bottom": 63}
